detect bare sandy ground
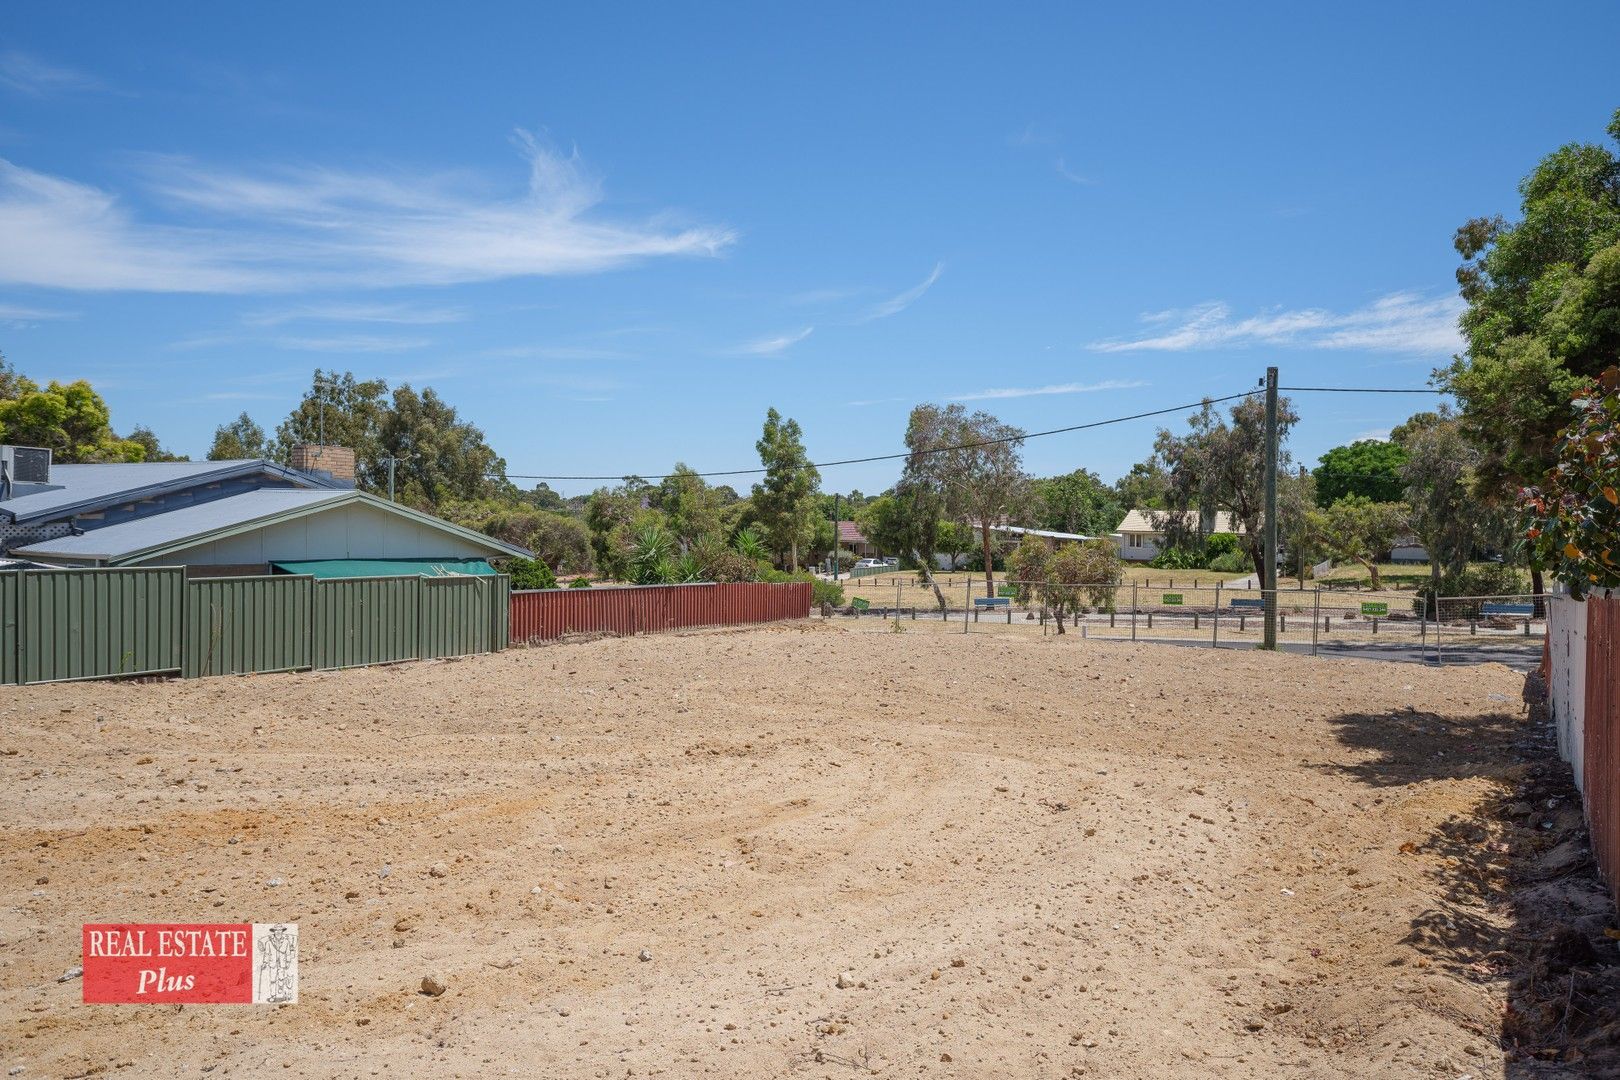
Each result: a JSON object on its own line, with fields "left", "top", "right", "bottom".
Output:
{"left": 0, "top": 621, "right": 1565, "bottom": 1077}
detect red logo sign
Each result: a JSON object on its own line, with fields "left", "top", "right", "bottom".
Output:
{"left": 82, "top": 923, "right": 298, "bottom": 1004}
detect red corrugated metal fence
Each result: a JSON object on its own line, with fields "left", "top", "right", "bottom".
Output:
{"left": 509, "top": 581, "right": 812, "bottom": 644}
{"left": 1586, "top": 596, "right": 1620, "bottom": 903}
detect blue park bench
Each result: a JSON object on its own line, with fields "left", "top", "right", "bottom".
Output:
{"left": 1480, "top": 602, "right": 1535, "bottom": 617}
{"left": 973, "top": 596, "right": 1011, "bottom": 608}
{"left": 1228, "top": 597, "right": 1265, "bottom": 609}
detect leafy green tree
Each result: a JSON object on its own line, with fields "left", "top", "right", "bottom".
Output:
{"left": 1033, "top": 468, "right": 1125, "bottom": 536}
{"left": 377, "top": 383, "right": 505, "bottom": 508}
{"left": 857, "top": 483, "right": 949, "bottom": 610}
{"left": 1521, "top": 368, "right": 1620, "bottom": 597}
{"left": 584, "top": 481, "right": 660, "bottom": 581}
{"left": 1007, "top": 535, "right": 1119, "bottom": 633}
{"left": 1114, "top": 460, "right": 1170, "bottom": 511}
{"left": 904, "top": 403, "right": 1029, "bottom": 595}
{"left": 274, "top": 369, "right": 389, "bottom": 471}
{"left": 442, "top": 500, "right": 592, "bottom": 574}
{"left": 1441, "top": 109, "right": 1620, "bottom": 599}
{"left": 124, "top": 425, "right": 187, "bottom": 462}
{"left": 1306, "top": 495, "right": 1407, "bottom": 590}
{"left": 1313, "top": 440, "right": 1408, "bottom": 506}
{"left": 656, "top": 463, "right": 724, "bottom": 547}
{"left": 208, "top": 412, "right": 270, "bottom": 460}
{"left": 0, "top": 375, "right": 146, "bottom": 462}
{"left": 751, "top": 408, "right": 821, "bottom": 571}
{"left": 1153, "top": 395, "right": 1299, "bottom": 578}
{"left": 504, "top": 557, "right": 558, "bottom": 590}
{"left": 1396, "top": 408, "right": 1485, "bottom": 593}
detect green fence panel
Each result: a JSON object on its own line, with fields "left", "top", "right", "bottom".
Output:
{"left": 183, "top": 575, "right": 314, "bottom": 678}
{"left": 420, "top": 576, "right": 493, "bottom": 658}
{"left": 313, "top": 575, "right": 422, "bottom": 670}
{"left": 491, "top": 575, "right": 510, "bottom": 651}
{"left": 1, "top": 572, "right": 17, "bottom": 685}
{"left": 18, "top": 567, "right": 183, "bottom": 683}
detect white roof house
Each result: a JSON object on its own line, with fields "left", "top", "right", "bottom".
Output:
{"left": 1112, "top": 509, "right": 1243, "bottom": 562}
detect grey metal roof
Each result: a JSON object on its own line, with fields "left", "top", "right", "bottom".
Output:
{"left": 11, "top": 489, "right": 349, "bottom": 561}
{"left": 0, "top": 459, "right": 339, "bottom": 524}
{"left": 10, "top": 487, "right": 531, "bottom": 564}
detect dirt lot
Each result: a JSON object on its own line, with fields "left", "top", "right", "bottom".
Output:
{"left": 1, "top": 621, "right": 1612, "bottom": 1078}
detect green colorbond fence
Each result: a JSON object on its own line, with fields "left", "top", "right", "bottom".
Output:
{"left": 0, "top": 567, "right": 509, "bottom": 685}
{"left": 18, "top": 567, "right": 184, "bottom": 683}
{"left": 184, "top": 575, "right": 314, "bottom": 678}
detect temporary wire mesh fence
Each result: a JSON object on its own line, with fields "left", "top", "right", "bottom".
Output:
{"left": 824, "top": 574, "right": 1548, "bottom": 661}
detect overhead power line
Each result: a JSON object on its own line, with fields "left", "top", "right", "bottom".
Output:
{"left": 490, "top": 383, "right": 1446, "bottom": 484}
{"left": 1278, "top": 386, "right": 1447, "bottom": 394}
{"left": 492, "top": 390, "right": 1264, "bottom": 483}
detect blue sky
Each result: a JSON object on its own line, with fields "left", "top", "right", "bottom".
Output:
{"left": 2, "top": 3, "right": 1617, "bottom": 496}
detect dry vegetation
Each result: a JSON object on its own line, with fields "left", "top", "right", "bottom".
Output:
{"left": 1, "top": 622, "right": 1612, "bottom": 1078}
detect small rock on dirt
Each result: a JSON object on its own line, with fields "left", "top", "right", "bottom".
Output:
{"left": 420, "top": 975, "right": 447, "bottom": 996}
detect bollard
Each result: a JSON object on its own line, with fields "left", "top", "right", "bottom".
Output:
{"left": 1372, "top": 617, "right": 1378, "bottom": 634}
{"left": 1525, "top": 618, "right": 1531, "bottom": 637}
{"left": 1239, "top": 615, "right": 1246, "bottom": 632}
{"left": 1006, "top": 609, "right": 1012, "bottom": 625}
{"left": 1193, "top": 612, "right": 1199, "bottom": 630}
{"left": 1324, "top": 615, "right": 1330, "bottom": 633}
{"left": 1470, "top": 620, "right": 1476, "bottom": 636}
{"left": 1147, "top": 612, "right": 1153, "bottom": 629}
{"left": 1110, "top": 611, "right": 1115, "bottom": 628}
{"left": 1280, "top": 613, "right": 1286, "bottom": 633}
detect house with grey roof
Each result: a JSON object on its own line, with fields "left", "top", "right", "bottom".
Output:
{"left": 0, "top": 443, "right": 527, "bottom": 577}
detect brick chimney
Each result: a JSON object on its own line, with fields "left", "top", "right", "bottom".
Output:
{"left": 290, "top": 443, "right": 356, "bottom": 487}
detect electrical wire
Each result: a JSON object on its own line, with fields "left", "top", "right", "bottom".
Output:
{"left": 489, "top": 383, "right": 1447, "bottom": 484}
{"left": 491, "top": 390, "right": 1266, "bottom": 483}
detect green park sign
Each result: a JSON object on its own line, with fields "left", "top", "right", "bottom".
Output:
{"left": 1360, "top": 601, "right": 1389, "bottom": 617}
{"left": 1162, "top": 593, "right": 1184, "bottom": 606}
{"left": 852, "top": 597, "right": 870, "bottom": 612}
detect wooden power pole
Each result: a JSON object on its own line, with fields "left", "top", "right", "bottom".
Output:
{"left": 1262, "top": 366, "right": 1279, "bottom": 650}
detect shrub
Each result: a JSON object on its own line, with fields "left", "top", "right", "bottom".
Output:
{"left": 1207, "top": 550, "right": 1250, "bottom": 574}
{"left": 1203, "top": 532, "right": 1240, "bottom": 558}
{"left": 505, "top": 557, "right": 557, "bottom": 590}
{"left": 1147, "top": 546, "right": 1204, "bottom": 570}
{"left": 1413, "top": 563, "right": 1527, "bottom": 617}
{"left": 568, "top": 576, "right": 592, "bottom": 589}
{"left": 812, "top": 577, "right": 844, "bottom": 607}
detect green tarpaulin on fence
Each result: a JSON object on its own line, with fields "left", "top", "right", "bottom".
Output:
{"left": 271, "top": 558, "right": 496, "bottom": 579}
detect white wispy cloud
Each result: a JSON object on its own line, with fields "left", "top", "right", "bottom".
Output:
{"left": 863, "top": 263, "right": 944, "bottom": 321}
{"left": 948, "top": 379, "right": 1146, "bottom": 402}
{"left": 0, "top": 130, "right": 734, "bottom": 293}
{"left": 0, "top": 51, "right": 103, "bottom": 97}
{"left": 1088, "top": 292, "right": 1464, "bottom": 355}
{"left": 244, "top": 302, "right": 466, "bottom": 326}
{"left": 733, "top": 326, "right": 813, "bottom": 356}
{"left": 1055, "top": 157, "right": 1096, "bottom": 186}
{"left": 0, "top": 302, "right": 74, "bottom": 325}
{"left": 276, "top": 334, "right": 431, "bottom": 353}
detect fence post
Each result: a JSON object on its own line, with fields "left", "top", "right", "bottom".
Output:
{"left": 964, "top": 579, "right": 972, "bottom": 634}
{"left": 1131, "top": 582, "right": 1138, "bottom": 642}
{"left": 1312, "top": 588, "right": 1320, "bottom": 657}
{"left": 896, "top": 581, "right": 901, "bottom": 628}
{"left": 1213, "top": 583, "right": 1220, "bottom": 648}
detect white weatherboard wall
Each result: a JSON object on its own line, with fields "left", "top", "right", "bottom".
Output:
{"left": 130, "top": 501, "right": 495, "bottom": 567}
{"left": 1548, "top": 595, "right": 1587, "bottom": 793}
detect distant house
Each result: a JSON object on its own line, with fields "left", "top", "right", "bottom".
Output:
{"left": 835, "top": 520, "right": 878, "bottom": 560}
{"left": 1388, "top": 536, "right": 1430, "bottom": 564}
{"left": 1112, "top": 509, "right": 1243, "bottom": 562}
{"left": 0, "top": 443, "right": 528, "bottom": 576}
